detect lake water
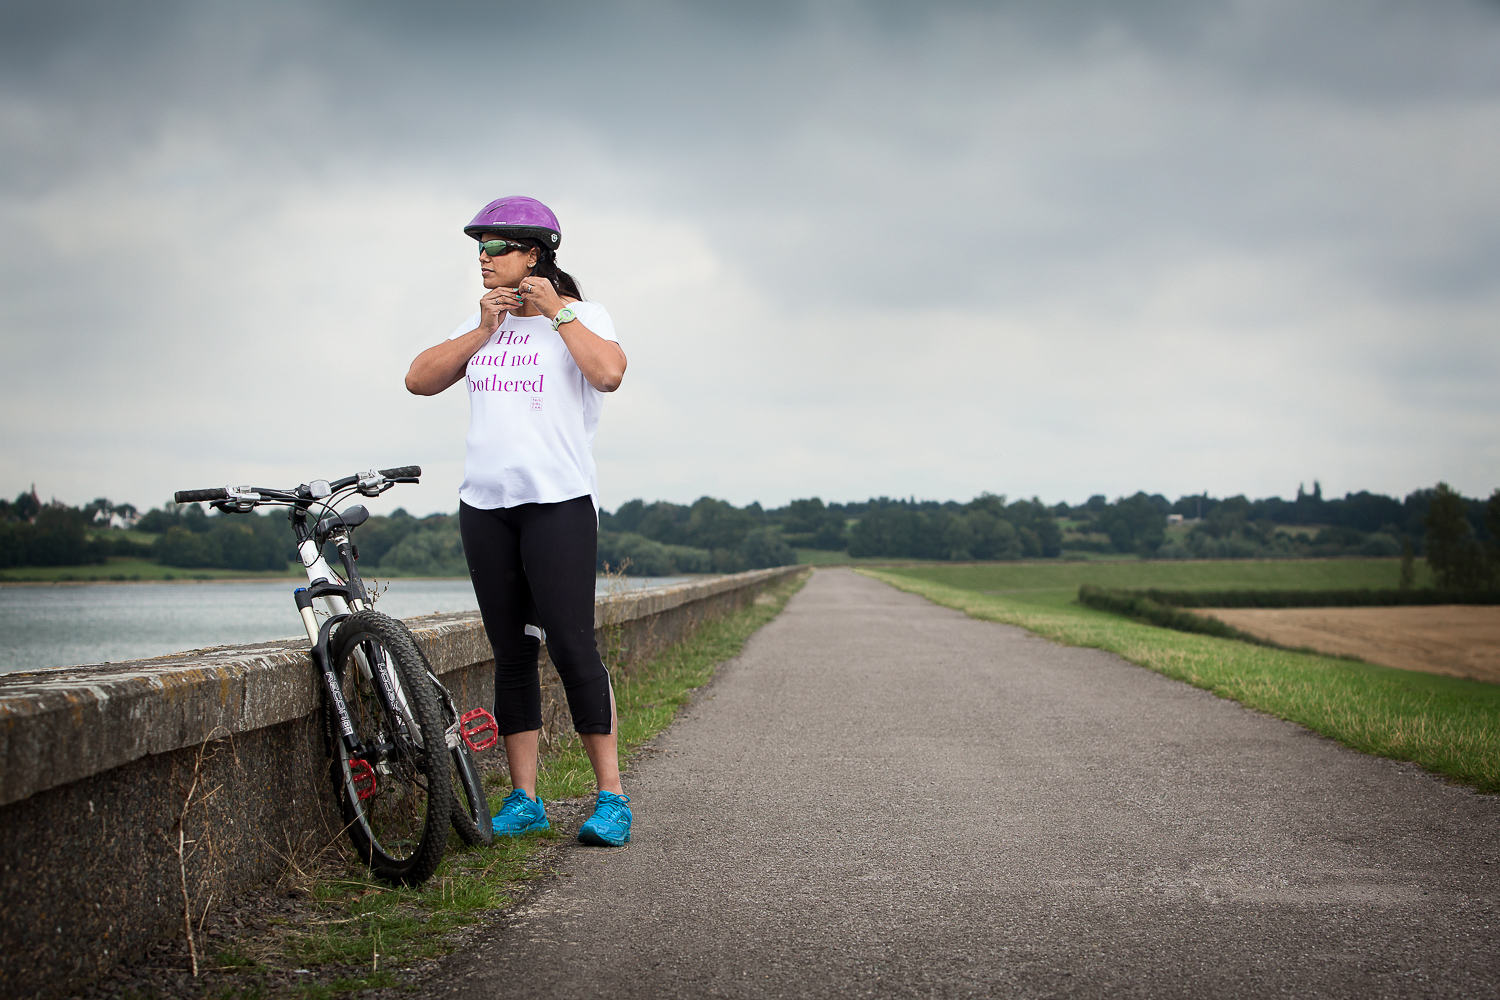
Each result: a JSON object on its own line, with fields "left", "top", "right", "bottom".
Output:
{"left": 0, "top": 576, "right": 688, "bottom": 674}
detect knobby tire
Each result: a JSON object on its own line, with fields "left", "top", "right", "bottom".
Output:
{"left": 329, "top": 610, "right": 453, "bottom": 885}
{"left": 448, "top": 739, "right": 493, "bottom": 846}
{"left": 411, "top": 639, "right": 494, "bottom": 846}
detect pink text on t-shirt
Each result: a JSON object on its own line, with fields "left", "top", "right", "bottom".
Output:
{"left": 467, "top": 373, "right": 545, "bottom": 394}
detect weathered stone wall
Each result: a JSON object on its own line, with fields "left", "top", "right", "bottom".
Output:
{"left": 0, "top": 566, "right": 803, "bottom": 999}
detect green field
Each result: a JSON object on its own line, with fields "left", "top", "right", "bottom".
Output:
{"left": 883, "top": 556, "right": 1428, "bottom": 597}
{"left": 0, "top": 556, "right": 302, "bottom": 583}
{"left": 864, "top": 560, "right": 1499, "bottom": 793}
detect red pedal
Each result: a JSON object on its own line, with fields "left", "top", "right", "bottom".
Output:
{"left": 349, "top": 759, "right": 377, "bottom": 800}
{"left": 459, "top": 708, "right": 499, "bottom": 752}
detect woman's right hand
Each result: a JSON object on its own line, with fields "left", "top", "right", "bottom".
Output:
{"left": 479, "top": 286, "right": 522, "bottom": 332}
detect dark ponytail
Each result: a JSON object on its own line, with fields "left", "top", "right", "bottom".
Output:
{"left": 522, "top": 241, "right": 583, "bottom": 300}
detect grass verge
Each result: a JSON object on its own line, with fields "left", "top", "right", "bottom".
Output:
{"left": 106, "top": 570, "right": 809, "bottom": 1000}
{"left": 863, "top": 568, "right": 1500, "bottom": 793}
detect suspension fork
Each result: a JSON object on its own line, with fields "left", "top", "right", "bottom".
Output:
{"left": 297, "top": 590, "right": 360, "bottom": 754}
{"left": 289, "top": 509, "right": 417, "bottom": 739}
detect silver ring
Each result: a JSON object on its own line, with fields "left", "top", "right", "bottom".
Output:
{"left": 520, "top": 285, "right": 530, "bottom": 294}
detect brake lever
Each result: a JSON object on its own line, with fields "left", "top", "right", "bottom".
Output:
{"left": 213, "top": 487, "right": 261, "bottom": 513}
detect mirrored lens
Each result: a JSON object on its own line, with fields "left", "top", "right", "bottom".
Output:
{"left": 478, "top": 240, "right": 524, "bottom": 257}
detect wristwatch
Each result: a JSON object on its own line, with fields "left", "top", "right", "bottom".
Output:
{"left": 551, "top": 306, "right": 578, "bottom": 331}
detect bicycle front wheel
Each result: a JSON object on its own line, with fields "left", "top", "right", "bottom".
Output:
{"left": 329, "top": 610, "right": 453, "bottom": 885}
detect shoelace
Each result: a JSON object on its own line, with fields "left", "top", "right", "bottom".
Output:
{"left": 592, "top": 795, "right": 630, "bottom": 826}
{"left": 499, "top": 790, "right": 537, "bottom": 817}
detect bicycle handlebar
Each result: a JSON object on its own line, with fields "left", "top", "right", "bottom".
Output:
{"left": 174, "top": 487, "right": 229, "bottom": 503}
{"left": 172, "top": 466, "right": 421, "bottom": 507}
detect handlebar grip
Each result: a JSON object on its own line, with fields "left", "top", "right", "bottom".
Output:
{"left": 378, "top": 466, "right": 422, "bottom": 479}
{"left": 174, "top": 488, "right": 228, "bottom": 503}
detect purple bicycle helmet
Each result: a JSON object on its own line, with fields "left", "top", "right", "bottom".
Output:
{"left": 463, "top": 196, "right": 561, "bottom": 249}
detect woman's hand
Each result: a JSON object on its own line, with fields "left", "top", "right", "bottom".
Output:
{"left": 515, "top": 279, "right": 624, "bottom": 390}
{"left": 479, "top": 285, "right": 523, "bottom": 332}
{"left": 516, "top": 277, "right": 564, "bottom": 319}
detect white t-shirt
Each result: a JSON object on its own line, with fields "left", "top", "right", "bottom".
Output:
{"left": 447, "top": 301, "right": 619, "bottom": 511}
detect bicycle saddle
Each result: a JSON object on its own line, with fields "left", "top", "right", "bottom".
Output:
{"left": 315, "top": 504, "right": 370, "bottom": 540}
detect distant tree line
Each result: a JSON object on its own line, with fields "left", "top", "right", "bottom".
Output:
{"left": 5, "top": 480, "right": 1498, "bottom": 585}
{"left": 0, "top": 489, "right": 148, "bottom": 568}
{"left": 349, "top": 509, "right": 466, "bottom": 576}
{"left": 136, "top": 503, "right": 469, "bottom": 576}
{"left": 0, "top": 490, "right": 472, "bottom": 575}
{"left": 844, "top": 495, "right": 1061, "bottom": 560}
{"left": 598, "top": 498, "right": 796, "bottom": 574}
{"left": 135, "top": 501, "right": 292, "bottom": 571}
{"left": 1058, "top": 482, "right": 1499, "bottom": 568}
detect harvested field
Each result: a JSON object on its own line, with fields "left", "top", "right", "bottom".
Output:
{"left": 1196, "top": 605, "right": 1500, "bottom": 685}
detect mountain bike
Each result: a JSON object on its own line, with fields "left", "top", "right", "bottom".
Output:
{"left": 174, "top": 466, "right": 498, "bottom": 885}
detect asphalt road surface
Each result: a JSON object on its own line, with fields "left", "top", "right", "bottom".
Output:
{"left": 419, "top": 568, "right": 1500, "bottom": 999}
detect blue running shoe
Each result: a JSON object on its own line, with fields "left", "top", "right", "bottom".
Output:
{"left": 578, "top": 790, "right": 632, "bottom": 846}
{"left": 491, "top": 788, "right": 548, "bottom": 836}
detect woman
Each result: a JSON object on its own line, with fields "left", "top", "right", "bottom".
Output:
{"left": 405, "top": 196, "right": 631, "bottom": 846}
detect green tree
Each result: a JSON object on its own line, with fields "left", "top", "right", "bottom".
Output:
{"left": 848, "top": 506, "right": 925, "bottom": 558}
{"left": 684, "top": 497, "right": 758, "bottom": 551}
{"left": 1423, "top": 482, "right": 1485, "bottom": 590}
{"left": 777, "top": 498, "right": 847, "bottom": 551}
{"left": 1101, "top": 493, "right": 1168, "bottom": 555}
{"left": 154, "top": 526, "right": 219, "bottom": 567}
{"left": 379, "top": 525, "right": 467, "bottom": 576}
{"left": 1486, "top": 489, "right": 1500, "bottom": 589}
{"left": 737, "top": 526, "right": 796, "bottom": 568}
{"left": 11, "top": 488, "right": 40, "bottom": 522}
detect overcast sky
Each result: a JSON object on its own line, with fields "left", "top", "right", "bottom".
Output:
{"left": 3, "top": 0, "right": 1498, "bottom": 516}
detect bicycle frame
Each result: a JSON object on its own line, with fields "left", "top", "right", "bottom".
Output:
{"left": 173, "top": 465, "right": 496, "bottom": 878}
{"left": 288, "top": 504, "right": 421, "bottom": 763}
{"left": 171, "top": 468, "right": 424, "bottom": 765}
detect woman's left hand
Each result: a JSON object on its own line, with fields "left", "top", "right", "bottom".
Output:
{"left": 516, "top": 277, "right": 564, "bottom": 319}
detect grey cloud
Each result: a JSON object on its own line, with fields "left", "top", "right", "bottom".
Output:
{"left": 2, "top": 0, "right": 1498, "bottom": 511}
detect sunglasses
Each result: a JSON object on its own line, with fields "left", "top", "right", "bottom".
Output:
{"left": 477, "top": 239, "right": 531, "bottom": 257}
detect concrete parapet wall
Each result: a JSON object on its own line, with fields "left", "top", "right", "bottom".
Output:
{"left": 0, "top": 566, "right": 803, "bottom": 999}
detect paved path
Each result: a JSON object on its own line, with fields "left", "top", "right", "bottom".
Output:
{"left": 424, "top": 569, "right": 1500, "bottom": 998}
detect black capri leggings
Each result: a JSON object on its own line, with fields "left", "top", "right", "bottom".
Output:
{"left": 459, "top": 495, "right": 612, "bottom": 735}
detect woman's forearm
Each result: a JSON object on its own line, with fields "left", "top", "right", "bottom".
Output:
{"left": 405, "top": 326, "right": 492, "bottom": 395}
{"left": 559, "top": 322, "right": 628, "bottom": 392}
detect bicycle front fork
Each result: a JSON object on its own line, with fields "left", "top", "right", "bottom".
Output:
{"left": 296, "top": 588, "right": 361, "bottom": 755}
